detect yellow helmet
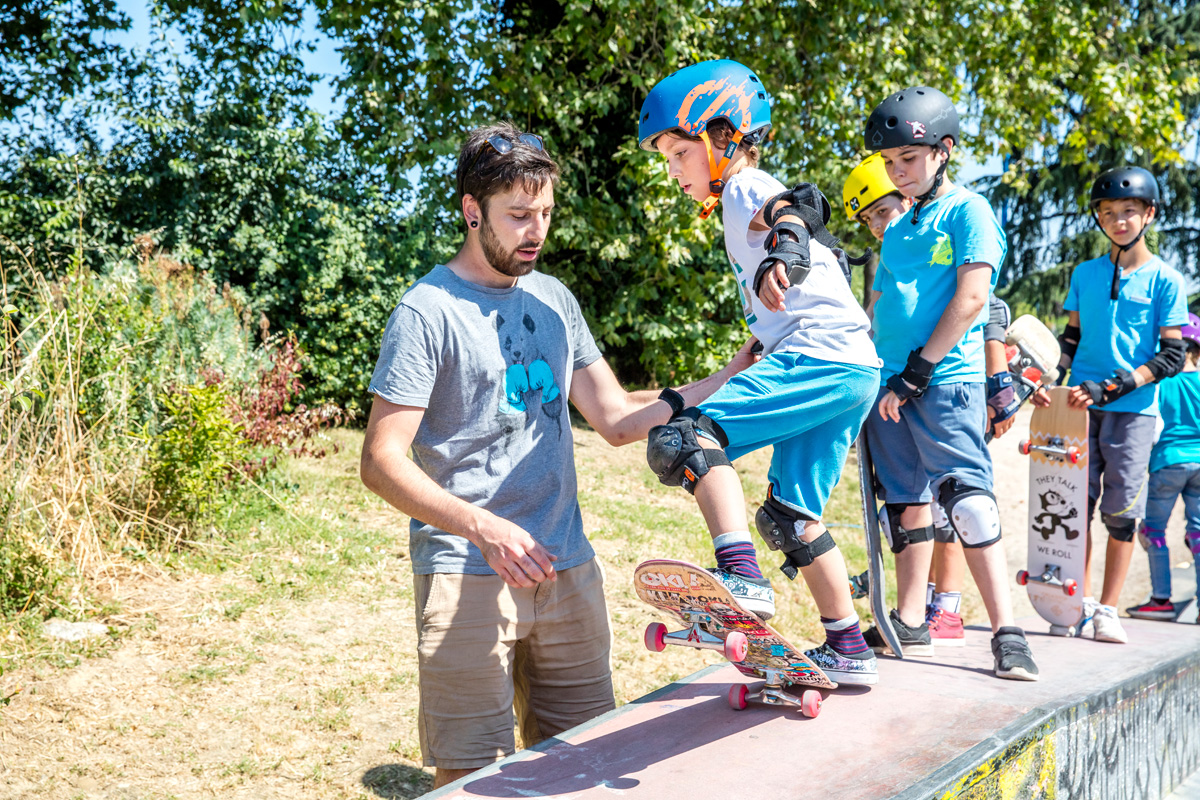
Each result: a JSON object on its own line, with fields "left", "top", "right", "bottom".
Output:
{"left": 843, "top": 152, "right": 897, "bottom": 220}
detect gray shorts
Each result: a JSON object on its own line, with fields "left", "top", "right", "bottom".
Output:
{"left": 1088, "top": 409, "right": 1156, "bottom": 522}
{"left": 865, "top": 382, "right": 994, "bottom": 504}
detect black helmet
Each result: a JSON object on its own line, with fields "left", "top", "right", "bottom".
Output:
{"left": 1089, "top": 167, "right": 1160, "bottom": 210}
{"left": 864, "top": 87, "right": 960, "bottom": 152}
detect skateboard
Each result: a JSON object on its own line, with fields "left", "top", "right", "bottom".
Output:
{"left": 856, "top": 431, "right": 905, "bottom": 658}
{"left": 1017, "top": 386, "right": 1087, "bottom": 635}
{"left": 634, "top": 558, "right": 834, "bottom": 716}
{"left": 984, "top": 314, "right": 1062, "bottom": 443}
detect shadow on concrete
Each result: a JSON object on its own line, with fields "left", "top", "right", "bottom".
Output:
{"left": 459, "top": 678, "right": 843, "bottom": 798}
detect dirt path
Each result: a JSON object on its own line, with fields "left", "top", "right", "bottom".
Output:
{"left": 1, "top": 413, "right": 1183, "bottom": 800}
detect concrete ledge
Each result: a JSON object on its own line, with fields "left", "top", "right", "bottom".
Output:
{"left": 420, "top": 616, "right": 1200, "bottom": 800}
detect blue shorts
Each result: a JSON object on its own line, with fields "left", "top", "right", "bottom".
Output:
{"left": 699, "top": 352, "right": 880, "bottom": 518}
{"left": 864, "top": 382, "right": 993, "bottom": 504}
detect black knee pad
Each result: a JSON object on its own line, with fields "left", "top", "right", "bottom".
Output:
{"left": 880, "top": 503, "right": 935, "bottom": 554}
{"left": 938, "top": 479, "right": 1002, "bottom": 549}
{"left": 1102, "top": 514, "right": 1136, "bottom": 543}
{"left": 646, "top": 408, "right": 731, "bottom": 494}
{"left": 755, "top": 492, "right": 834, "bottom": 580}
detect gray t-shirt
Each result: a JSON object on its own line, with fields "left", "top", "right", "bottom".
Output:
{"left": 369, "top": 264, "right": 602, "bottom": 575}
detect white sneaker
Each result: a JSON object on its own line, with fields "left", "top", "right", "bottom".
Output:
{"left": 1092, "top": 605, "right": 1128, "bottom": 644}
{"left": 1077, "top": 599, "right": 1099, "bottom": 639}
{"left": 709, "top": 568, "right": 776, "bottom": 620}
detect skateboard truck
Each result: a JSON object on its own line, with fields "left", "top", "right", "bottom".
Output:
{"left": 644, "top": 615, "right": 749, "bottom": 663}
{"left": 1016, "top": 564, "right": 1078, "bottom": 596}
{"left": 728, "top": 671, "right": 823, "bottom": 717}
{"left": 1019, "top": 435, "right": 1082, "bottom": 464}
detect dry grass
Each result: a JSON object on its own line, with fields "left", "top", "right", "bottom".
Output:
{"left": 0, "top": 423, "right": 886, "bottom": 799}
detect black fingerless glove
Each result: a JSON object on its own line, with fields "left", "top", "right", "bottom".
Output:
{"left": 1078, "top": 368, "right": 1138, "bottom": 406}
{"left": 885, "top": 349, "right": 937, "bottom": 400}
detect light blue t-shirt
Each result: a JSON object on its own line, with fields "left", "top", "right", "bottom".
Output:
{"left": 1150, "top": 371, "right": 1200, "bottom": 472}
{"left": 1064, "top": 254, "right": 1189, "bottom": 415}
{"left": 872, "top": 186, "right": 1005, "bottom": 383}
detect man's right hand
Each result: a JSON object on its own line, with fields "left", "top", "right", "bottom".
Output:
{"left": 475, "top": 517, "right": 558, "bottom": 587}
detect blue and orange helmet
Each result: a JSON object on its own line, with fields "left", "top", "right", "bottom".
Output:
{"left": 638, "top": 60, "right": 772, "bottom": 218}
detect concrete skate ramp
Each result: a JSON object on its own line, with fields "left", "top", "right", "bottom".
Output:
{"left": 421, "top": 615, "right": 1200, "bottom": 800}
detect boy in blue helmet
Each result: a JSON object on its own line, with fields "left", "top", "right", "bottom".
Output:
{"left": 860, "top": 86, "right": 1038, "bottom": 680}
{"left": 1128, "top": 313, "right": 1200, "bottom": 621}
{"left": 1055, "top": 167, "right": 1190, "bottom": 643}
{"left": 636, "top": 60, "right": 883, "bottom": 685}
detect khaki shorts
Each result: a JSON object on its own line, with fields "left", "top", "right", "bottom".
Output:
{"left": 413, "top": 558, "right": 614, "bottom": 770}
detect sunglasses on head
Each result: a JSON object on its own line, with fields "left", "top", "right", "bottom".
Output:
{"left": 466, "top": 132, "right": 545, "bottom": 175}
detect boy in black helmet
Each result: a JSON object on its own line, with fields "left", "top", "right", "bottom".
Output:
{"left": 1055, "top": 166, "right": 1190, "bottom": 643}
{"left": 860, "top": 86, "right": 1038, "bottom": 681}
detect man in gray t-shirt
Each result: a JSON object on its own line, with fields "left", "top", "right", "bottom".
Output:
{"left": 361, "top": 123, "right": 753, "bottom": 790}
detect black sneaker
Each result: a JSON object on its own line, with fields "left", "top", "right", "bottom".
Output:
{"left": 848, "top": 570, "right": 870, "bottom": 600}
{"left": 863, "top": 609, "right": 934, "bottom": 657}
{"left": 992, "top": 627, "right": 1039, "bottom": 681}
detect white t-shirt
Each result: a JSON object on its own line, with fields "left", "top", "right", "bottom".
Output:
{"left": 721, "top": 168, "right": 879, "bottom": 367}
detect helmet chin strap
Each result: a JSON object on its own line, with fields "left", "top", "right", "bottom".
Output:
{"left": 698, "top": 129, "right": 745, "bottom": 220}
{"left": 1095, "top": 211, "right": 1152, "bottom": 301}
{"left": 910, "top": 143, "right": 950, "bottom": 225}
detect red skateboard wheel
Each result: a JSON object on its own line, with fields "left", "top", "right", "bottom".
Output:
{"left": 801, "top": 690, "right": 822, "bottom": 719}
{"left": 1016, "top": 570, "right": 1029, "bottom": 586}
{"left": 1019, "top": 440, "right": 1032, "bottom": 456}
{"left": 644, "top": 622, "right": 667, "bottom": 653}
{"left": 1066, "top": 446, "right": 1081, "bottom": 464}
{"left": 1063, "top": 579, "right": 1078, "bottom": 596}
{"left": 724, "top": 631, "right": 748, "bottom": 662}
{"left": 728, "top": 684, "right": 749, "bottom": 711}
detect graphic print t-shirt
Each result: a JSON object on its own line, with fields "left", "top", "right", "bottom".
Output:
{"left": 369, "top": 265, "right": 602, "bottom": 575}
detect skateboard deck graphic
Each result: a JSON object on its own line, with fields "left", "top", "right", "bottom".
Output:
{"left": 1018, "top": 386, "right": 1087, "bottom": 632}
{"left": 634, "top": 559, "right": 834, "bottom": 714}
{"left": 856, "top": 432, "right": 904, "bottom": 658}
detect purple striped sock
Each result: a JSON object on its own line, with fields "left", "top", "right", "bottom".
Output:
{"left": 715, "top": 541, "right": 764, "bottom": 580}
{"left": 821, "top": 616, "right": 870, "bottom": 657}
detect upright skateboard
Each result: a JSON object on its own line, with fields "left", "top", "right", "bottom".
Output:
{"left": 856, "top": 432, "right": 904, "bottom": 658}
{"left": 1017, "top": 386, "right": 1087, "bottom": 635}
{"left": 985, "top": 314, "right": 1061, "bottom": 443}
{"left": 634, "top": 559, "right": 834, "bottom": 717}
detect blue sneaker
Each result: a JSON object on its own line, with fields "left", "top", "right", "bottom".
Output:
{"left": 709, "top": 567, "right": 775, "bottom": 620}
{"left": 804, "top": 642, "right": 878, "bottom": 686}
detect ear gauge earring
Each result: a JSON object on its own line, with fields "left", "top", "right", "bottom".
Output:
{"left": 470, "top": 220, "right": 478, "bottom": 228}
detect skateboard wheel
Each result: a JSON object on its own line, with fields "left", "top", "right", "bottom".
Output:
{"left": 1016, "top": 570, "right": 1029, "bottom": 586}
{"left": 644, "top": 622, "right": 667, "bottom": 653}
{"left": 728, "top": 684, "right": 749, "bottom": 711}
{"left": 801, "top": 690, "right": 822, "bottom": 719}
{"left": 724, "top": 631, "right": 749, "bottom": 663}
{"left": 1019, "top": 440, "right": 1031, "bottom": 456}
{"left": 1063, "top": 579, "right": 1078, "bottom": 596}
{"left": 1066, "top": 446, "right": 1081, "bottom": 464}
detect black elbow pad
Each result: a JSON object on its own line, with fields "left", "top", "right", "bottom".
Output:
{"left": 1057, "top": 324, "right": 1081, "bottom": 360}
{"left": 1147, "top": 337, "right": 1189, "bottom": 381}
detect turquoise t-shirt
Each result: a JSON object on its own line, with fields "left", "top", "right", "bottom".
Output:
{"left": 1063, "top": 254, "right": 1189, "bottom": 416}
{"left": 872, "top": 186, "right": 1005, "bottom": 384}
{"left": 1149, "top": 371, "right": 1200, "bottom": 472}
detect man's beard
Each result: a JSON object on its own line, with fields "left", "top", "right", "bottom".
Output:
{"left": 480, "top": 216, "right": 539, "bottom": 278}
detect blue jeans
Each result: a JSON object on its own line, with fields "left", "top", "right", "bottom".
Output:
{"left": 1142, "top": 463, "right": 1200, "bottom": 599}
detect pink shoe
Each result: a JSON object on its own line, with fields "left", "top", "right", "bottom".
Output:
{"left": 927, "top": 606, "right": 965, "bottom": 647}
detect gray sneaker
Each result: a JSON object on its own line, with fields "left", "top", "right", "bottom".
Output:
{"left": 709, "top": 568, "right": 775, "bottom": 620}
{"left": 804, "top": 642, "right": 878, "bottom": 686}
{"left": 992, "top": 627, "right": 1039, "bottom": 681}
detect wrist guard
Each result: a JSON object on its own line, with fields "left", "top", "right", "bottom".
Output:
{"left": 752, "top": 221, "right": 811, "bottom": 295}
{"left": 984, "top": 296, "right": 1011, "bottom": 343}
{"left": 986, "top": 371, "right": 1020, "bottom": 426}
{"left": 1146, "top": 337, "right": 1188, "bottom": 381}
{"left": 1079, "top": 368, "right": 1138, "bottom": 405}
{"left": 886, "top": 349, "right": 937, "bottom": 400}
{"left": 658, "top": 387, "right": 685, "bottom": 418}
